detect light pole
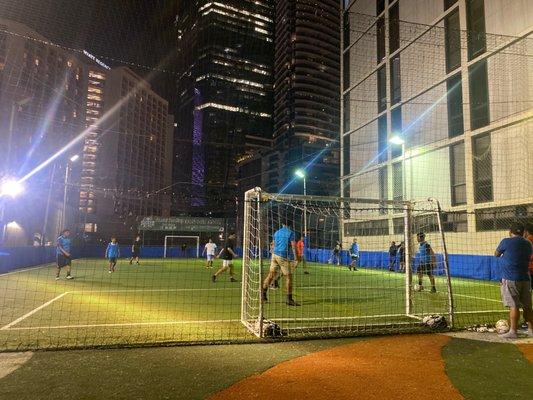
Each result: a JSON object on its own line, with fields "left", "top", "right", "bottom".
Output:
{"left": 61, "top": 155, "right": 79, "bottom": 230}
{"left": 294, "top": 169, "right": 307, "bottom": 236}
{"left": 389, "top": 135, "right": 406, "bottom": 201}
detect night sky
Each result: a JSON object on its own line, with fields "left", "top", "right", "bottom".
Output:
{"left": 0, "top": 0, "right": 179, "bottom": 108}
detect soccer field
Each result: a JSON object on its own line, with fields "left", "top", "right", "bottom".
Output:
{"left": 0, "top": 258, "right": 507, "bottom": 350}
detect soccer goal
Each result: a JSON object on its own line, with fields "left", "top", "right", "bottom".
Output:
{"left": 241, "top": 188, "right": 454, "bottom": 338}
{"left": 163, "top": 235, "right": 200, "bottom": 258}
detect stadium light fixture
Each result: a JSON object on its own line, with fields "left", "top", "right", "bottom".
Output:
{"left": 69, "top": 154, "right": 80, "bottom": 162}
{"left": 0, "top": 179, "right": 24, "bottom": 198}
{"left": 294, "top": 169, "right": 306, "bottom": 179}
{"left": 389, "top": 135, "right": 405, "bottom": 145}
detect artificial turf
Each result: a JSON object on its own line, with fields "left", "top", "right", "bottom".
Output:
{"left": 0, "top": 257, "right": 507, "bottom": 350}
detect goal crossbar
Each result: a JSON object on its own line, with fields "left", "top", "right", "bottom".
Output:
{"left": 163, "top": 235, "right": 200, "bottom": 258}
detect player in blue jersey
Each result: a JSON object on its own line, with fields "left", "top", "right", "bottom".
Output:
{"left": 106, "top": 237, "right": 120, "bottom": 273}
{"left": 415, "top": 232, "right": 436, "bottom": 292}
{"left": 262, "top": 222, "right": 299, "bottom": 306}
{"left": 56, "top": 229, "right": 73, "bottom": 280}
{"left": 349, "top": 238, "right": 359, "bottom": 271}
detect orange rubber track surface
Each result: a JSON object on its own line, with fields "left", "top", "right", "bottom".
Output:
{"left": 209, "top": 334, "right": 464, "bottom": 400}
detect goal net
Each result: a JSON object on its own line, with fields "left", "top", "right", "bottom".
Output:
{"left": 163, "top": 235, "right": 200, "bottom": 258}
{"left": 241, "top": 188, "right": 453, "bottom": 338}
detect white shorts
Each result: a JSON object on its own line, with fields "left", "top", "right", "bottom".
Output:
{"left": 222, "top": 260, "right": 233, "bottom": 268}
{"left": 206, "top": 254, "right": 215, "bottom": 261}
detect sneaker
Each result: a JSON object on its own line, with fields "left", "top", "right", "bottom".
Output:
{"left": 499, "top": 331, "right": 518, "bottom": 339}
{"left": 230, "top": 277, "right": 237, "bottom": 282}
{"left": 108, "top": 270, "right": 112, "bottom": 274}
{"left": 286, "top": 299, "right": 300, "bottom": 306}
{"left": 212, "top": 275, "right": 216, "bottom": 283}
{"left": 66, "top": 275, "right": 73, "bottom": 280}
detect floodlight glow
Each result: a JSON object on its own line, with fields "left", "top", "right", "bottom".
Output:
{"left": 389, "top": 135, "right": 405, "bottom": 145}
{"left": 294, "top": 169, "right": 306, "bottom": 179}
{"left": 0, "top": 180, "right": 24, "bottom": 198}
{"left": 6, "top": 221, "right": 21, "bottom": 230}
{"left": 69, "top": 154, "right": 80, "bottom": 162}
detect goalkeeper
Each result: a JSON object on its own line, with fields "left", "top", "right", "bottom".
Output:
{"left": 262, "top": 222, "right": 300, "bottom": 306}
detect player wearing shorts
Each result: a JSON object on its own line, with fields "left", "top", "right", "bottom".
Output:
{"left": 349, "top": 238, "right": 359, "bottom": 271}
{"left": 212, "top": 233, "right": 237, "bottom": 282}
{"left": 129, "top": 235, "right": 141, "bottom": 265}
{"left": 415, "top": 232, "right": 436, "bottom": 293}
{"left": 296, "top": 236, "right": 309, "bottom": 274}
{"left": 262, "top": 222, "right": 299, "bottom": 306}
{"left": 495, "top": 223, "right": 532, "bottom": 339}
{"left": 106, "top": 237, "right": 120, "bottom": 273}
{"left": 202, "top": 238, "right": 217, "bottom": 269}
{"left": 56, "top": 229, "right": 73, "bottom": 280}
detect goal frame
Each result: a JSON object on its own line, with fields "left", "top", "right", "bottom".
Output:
{"left": 241, "top": 188, "right": 454, "bottom": 338}
{"left": 163, "top": 235, "right": 200, "bottom": 258}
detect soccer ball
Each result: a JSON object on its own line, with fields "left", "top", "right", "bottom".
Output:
{"left": 414, "top": 284, "right": 421, "bottom": 292}
{"left": 495, "top": 319, "right": 509, "bottom": 334}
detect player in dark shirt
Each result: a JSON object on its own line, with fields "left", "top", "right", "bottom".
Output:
{"left": 388, "top": 242, "right": 398, "bottom": 271}
{"left": 212, "top": 233, "right": 238, "bottom": 282}
{"left": 129, "top": 235, "right": 142, "bottom": 265}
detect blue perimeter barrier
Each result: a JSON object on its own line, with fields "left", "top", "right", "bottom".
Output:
{"left": 0, "top": 245, "right": 510, "bottom": 282}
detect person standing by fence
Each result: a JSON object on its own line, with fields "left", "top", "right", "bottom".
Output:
{"left": 388, "top": 241, "right": 397, "bottom": 271}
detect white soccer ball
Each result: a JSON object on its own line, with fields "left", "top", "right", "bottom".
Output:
{"left": 414, "top": 284, "right": 421, "bottom": 292}
{"left": 495, "top": 319, "right": 509, "bottom": 334}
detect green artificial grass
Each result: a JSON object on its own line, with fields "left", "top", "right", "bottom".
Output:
{"left": 0, "top": 338, "right": 361, "bottom": 400}
{"left": 443, "top": 338, "right": 533, "bottom": 400}
{"left": 0, "top": 258, "right": 507, "bottom": 350}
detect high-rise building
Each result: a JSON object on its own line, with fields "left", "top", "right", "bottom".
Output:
{"left": 0, "top": 19, "right": 174, "bottom": 244}
{"left": 174, "top": 0, "right": 274, "bottom": 216}
{"left": 341, "top": 0, "right": 532, "bottom": 250}
{"left": 81, "top": 67, "right": 174, "bottom": 241}
{"left": 269, "top": 0, "right": 341, "bottom": 196}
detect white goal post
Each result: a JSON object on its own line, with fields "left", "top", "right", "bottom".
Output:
{"left": 163, "top": 235, "right": 200, "bottom": 258}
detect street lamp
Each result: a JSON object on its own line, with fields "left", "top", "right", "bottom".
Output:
{"left": 294, "top": 169, "right": 307, "bottom": 237}
{"left": 60, "top": 155, "right": 79, "bottom": 230}
{"left": 389, "top": 135, "right": 406, "bottom": 201}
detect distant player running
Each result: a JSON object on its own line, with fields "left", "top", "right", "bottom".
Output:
{"left": 349, "top": 238, "right": 359, "bottom": 271}
{"left": 415, "top": 232, "right": 436, "bottom": 292}
{"left": 56, "top": 229, "right": 73, "bottom": 280}
{"left": 202, "top": 238, "right": 217, "bottom": 269}
{"left": 106, "top": 237, "right": 120, "bottom": 273}
{"left": 262, "top": 222, "right": 300, "bottom": 306}
{"left": 212, "top": 233, "right": 238, "bottom": 282}
{"left": 129, "top": 235, "right": 141, "bottom": 265}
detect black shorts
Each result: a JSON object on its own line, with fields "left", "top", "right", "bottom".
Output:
{"left": 132, "top": 251, "right": 140, "bottom": 258}
{"left": 109, "top": 257, "right": 117, "bottom": 263}
{"left": 57, "top": 254, "right": 71, "bottom": 268}
{"left": 417, "top": 262, "right": 434, "bottom": 275}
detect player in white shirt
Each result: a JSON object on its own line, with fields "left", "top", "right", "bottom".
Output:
{"left": 202, "top": 238, "right": 218, "bottom": 269}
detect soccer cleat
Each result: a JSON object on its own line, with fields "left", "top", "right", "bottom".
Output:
{"left": 212, "top": 275, "right": 216, "bottom": 283}
{"left": 286, "top": 299, "right": 300, "bottom": 306}
{"left": 66, "top": 275, "right": 73, "bottom": 280}
{"left": 108, "top": 270, "right": 112, "bottom": 274}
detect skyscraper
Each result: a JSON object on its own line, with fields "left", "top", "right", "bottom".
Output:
{"left": 269, "top": 0, "right": 340, "bottom": 196}
{"left": 174, "top": 0, "right": 274, "bottom": 216}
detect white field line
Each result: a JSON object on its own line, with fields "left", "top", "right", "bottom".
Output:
{"left": 6, "top": 319, "right": 241, "bottom": 331}
{"left": 273, "top": 313, "right": 408, "bottom": 322}
{"left": 69, "top": 287, "right": 241, "bottom": 294}
{"left": 454, "top": 309, "right": 505, "bottom": 314}
{"left": 454, "top": 293, "right": 501, "bottom": 303}
{"left": 0, "top": 292, "right": 70, "bottom": 330}
{"left": 0, "top": 263, "right": 53, "bottom": 277}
